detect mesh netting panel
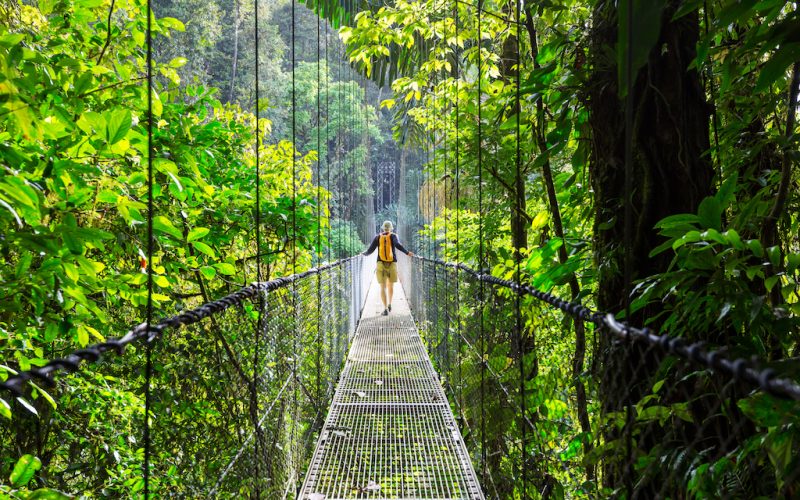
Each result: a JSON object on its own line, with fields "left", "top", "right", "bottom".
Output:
{"left": 0, "top": 257, "right": 372, "bottom": 498}
{"left": 398, "top": 254, "right": 800, "bottom": 498}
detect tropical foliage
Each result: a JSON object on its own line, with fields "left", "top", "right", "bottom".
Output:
{"left": 2, "top": 0, "right": 800, "bottom": 496}
{"left": 0, "top": 0, "right": 375, "bottom": 495}
{"left": 318, "top": 0, "right": 800, "bottom": 496}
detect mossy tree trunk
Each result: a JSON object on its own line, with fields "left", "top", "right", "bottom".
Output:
{"left": 587, "top": 1, "right": 714, "bottom": 491}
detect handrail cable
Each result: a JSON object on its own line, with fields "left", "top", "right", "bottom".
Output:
{"left": 0, "top": 257, "right": 360, "bottom": 396}
{"left": 410, "top": 255, "right": 800, "bottom": 402}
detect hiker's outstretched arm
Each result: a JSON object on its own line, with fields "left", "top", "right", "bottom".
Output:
{"left": 363, "top": 236, "right": 378, "bottom": 255}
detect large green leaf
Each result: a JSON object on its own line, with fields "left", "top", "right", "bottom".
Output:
{"left": 10, "top": 454, "right": 41, "bottom": 487}
{"left": 153, "top": 216, "right": 183, "bottom": 240}
{"left": 187, "top": 227, "right": 210, "bottom": 242}
{"left": 26, "top": 489, "right": 72, "bottom": 500}
{"left": 0, "top": 397, "right": 10, "bottom": 419}
{"left": 755, "top": 43, "right": 800, "bottom": 92}
{"left": 738, "top": 393, "right": 800, "bottom": 428}
{"left": 105, "top": 109, "right": 132, "bottom": 145}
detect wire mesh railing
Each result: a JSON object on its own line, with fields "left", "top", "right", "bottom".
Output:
{"left": 1, "top": 255, "right": 374, "bottom": 498}
{"left": 399, "top": 253, "right": 800, "bottom": 498}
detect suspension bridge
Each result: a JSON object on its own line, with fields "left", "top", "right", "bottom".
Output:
{"left": 2, "top": 249, "right": 799, "bottom": 498}
{"left": 2, "top": 0, "right": 800, "bottom": 496}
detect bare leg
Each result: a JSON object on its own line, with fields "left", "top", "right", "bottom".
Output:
{"left": 380, "top": 280, "right": 388, "bottom": 309}
{"left": 387, "top": 280, "right": 394, "bottom": 307}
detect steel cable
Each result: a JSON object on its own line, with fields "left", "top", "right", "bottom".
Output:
{"left": 0, "top": 258, "right": 360, "bottom": 396}
{"left": 144, "top": 0, "right": 155, "bottom": 492}
{"left": 408, "top": 255, "right": 800, "bottom": 401}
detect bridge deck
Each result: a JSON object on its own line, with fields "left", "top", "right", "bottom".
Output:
{"left": 299, "top": 277, "right": 484, "bottom": 499}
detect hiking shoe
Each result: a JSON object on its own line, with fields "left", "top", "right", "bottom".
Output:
{"left": 388, "top": 304, "right": 392, "bottom": 312}
{"left": 382, "top": 309, "right": 388, "bottom": 316}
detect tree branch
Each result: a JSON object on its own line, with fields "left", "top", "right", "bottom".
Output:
{"left": 96, "top": 0, "right": 116, "bottom": 64}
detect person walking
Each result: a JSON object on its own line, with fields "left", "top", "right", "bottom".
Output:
{"left": 363, "top": 220, "right": 413, "bottom": 315}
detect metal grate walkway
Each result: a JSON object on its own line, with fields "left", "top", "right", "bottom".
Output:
{"left": 299, "top": 278, "right": 484, "bottom": 499}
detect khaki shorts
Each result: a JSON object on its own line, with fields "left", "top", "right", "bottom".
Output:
{"left": 376, "top": 261, "right": 398, "bottom": 282}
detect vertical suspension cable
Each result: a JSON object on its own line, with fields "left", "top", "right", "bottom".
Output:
{"left": 441, "top": 0, "right": 451, "bottom": 379}
{"left": 337, "top": 41, "right": 343, "bottom": 256}
{"left": 143, "top": 0, "right": 154, "bottom": 493}
{"left": 432, "top": 10, "right": 438, "bottom": 262}
{"left": 623, "top": 0, "right": 635, "bottom": 495}
{"left": 431, "top": 4, "right": 440, "bottom": 364}
{"left": 513, "top": 0, "right": 525, "bottom": 492}
{"left": 253, "top": 0, "right": 262, "bottom": 494}
{"left": 476, "top": 0, "right": 486, "bottom": 478}
{"left": 315, "top": 3, "right": 323, "bottom": 418}
{"left": 453, "top": 0, "right": 463, "bottom": 415}
{"left": 326, "top": 23, "right": 332, "bottom": 263}
{"left": 290, "top": 0, "right": 299, "bottom": 488}
{"left": 346, "top": 66, "right": 352, "bottom": 257}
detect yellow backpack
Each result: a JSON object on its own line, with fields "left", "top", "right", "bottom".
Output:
{"left": 378, "top": 232, "right": 394, "bottom": 262}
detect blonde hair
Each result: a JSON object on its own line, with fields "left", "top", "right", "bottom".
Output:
{"left": 382, "top": 220, "right": 394, "bottom": 232}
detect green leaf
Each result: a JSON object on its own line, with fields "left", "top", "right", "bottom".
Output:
{"left": 701, "top": 229, "right": 726, "bottom": 245}
{"left": 168, "top": 57, "right": 188, "bottom": 68}
{"left": 747, "top": 239, "right": 764, "bottom": 258}
{"left": 724, "top": 229, "right": 744, "bottom": 250}
{"left": 10, "top": 454, "right": 42, "bottom": 487}
{"left": 199, "top": 266, "right": 217, "bottom": 280}
{"left": 76, "top": 325, "right": 89, "bottom": 347}
{"left": 0, "top": 398, "right": 10, "bottom": 419}
{"left": 672, "top": 0, "right": 703, "bottom": 20}
{"left": 187, "top": 227, "right": 210, "bottom": 242}
{"left": 530, "top": 212, "right": 549, "bottom": 231}
{"left": 159, "top": 17, "right": 186, "bottom": 32}
{"left": 654, "top": 213, "right": 699, "bottom": 229}
{"left": 0, "top": 33, "right": 26, "bottom": 47}
{"left": 153, "top": 275, "right": 170, "bottom": 287}
{"left": 738, "top": 393, "right": 799, "bottom": 427}
{"left": 697, "top": 196, "right": 722, "bottom": 230}
{"left": 213, "top": 262, "right": 236, "bottom": 276}
{"left": 766, "top": 245, "right": 781, "bottom": 267}
{"left": 0, "top": 197, "right": 23, "bottom": 227}
{"left": 756, "top": 43, "right": 800, "bottom": 93}
{"left": 61, "top": 230, "right": 85, "bottom": 255}
{"left": 96, "top": 190, "right": 119, "bottom": 204}
{"left": 765, "top": 275, "right": 780, "bottom": 292}
{"left": 30, "top": 383, "right": 57, "bottom": 410}
{"left": 26, "top": 488, "right": 72, "bottom": 499}
{"left": 192, "top": 241, "right": 216, "bottom": 258}
{"left": 153, "top": 216, "right": 183, "bottom": 240}
{"left": 787, "top": 253, "right": 800, "bottom": 273}
{"left": 105, "top": 109, "right": 132, "bottom": 145}
{"left": 637, "top": 405, "right": 671, "bottom": 425}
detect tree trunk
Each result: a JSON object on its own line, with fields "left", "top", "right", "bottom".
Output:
{"left": 497, "top": 4, "right": 527, "bottom": 254}
{"left": 588, "top": 0, "right": 713, "bottom": 490}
